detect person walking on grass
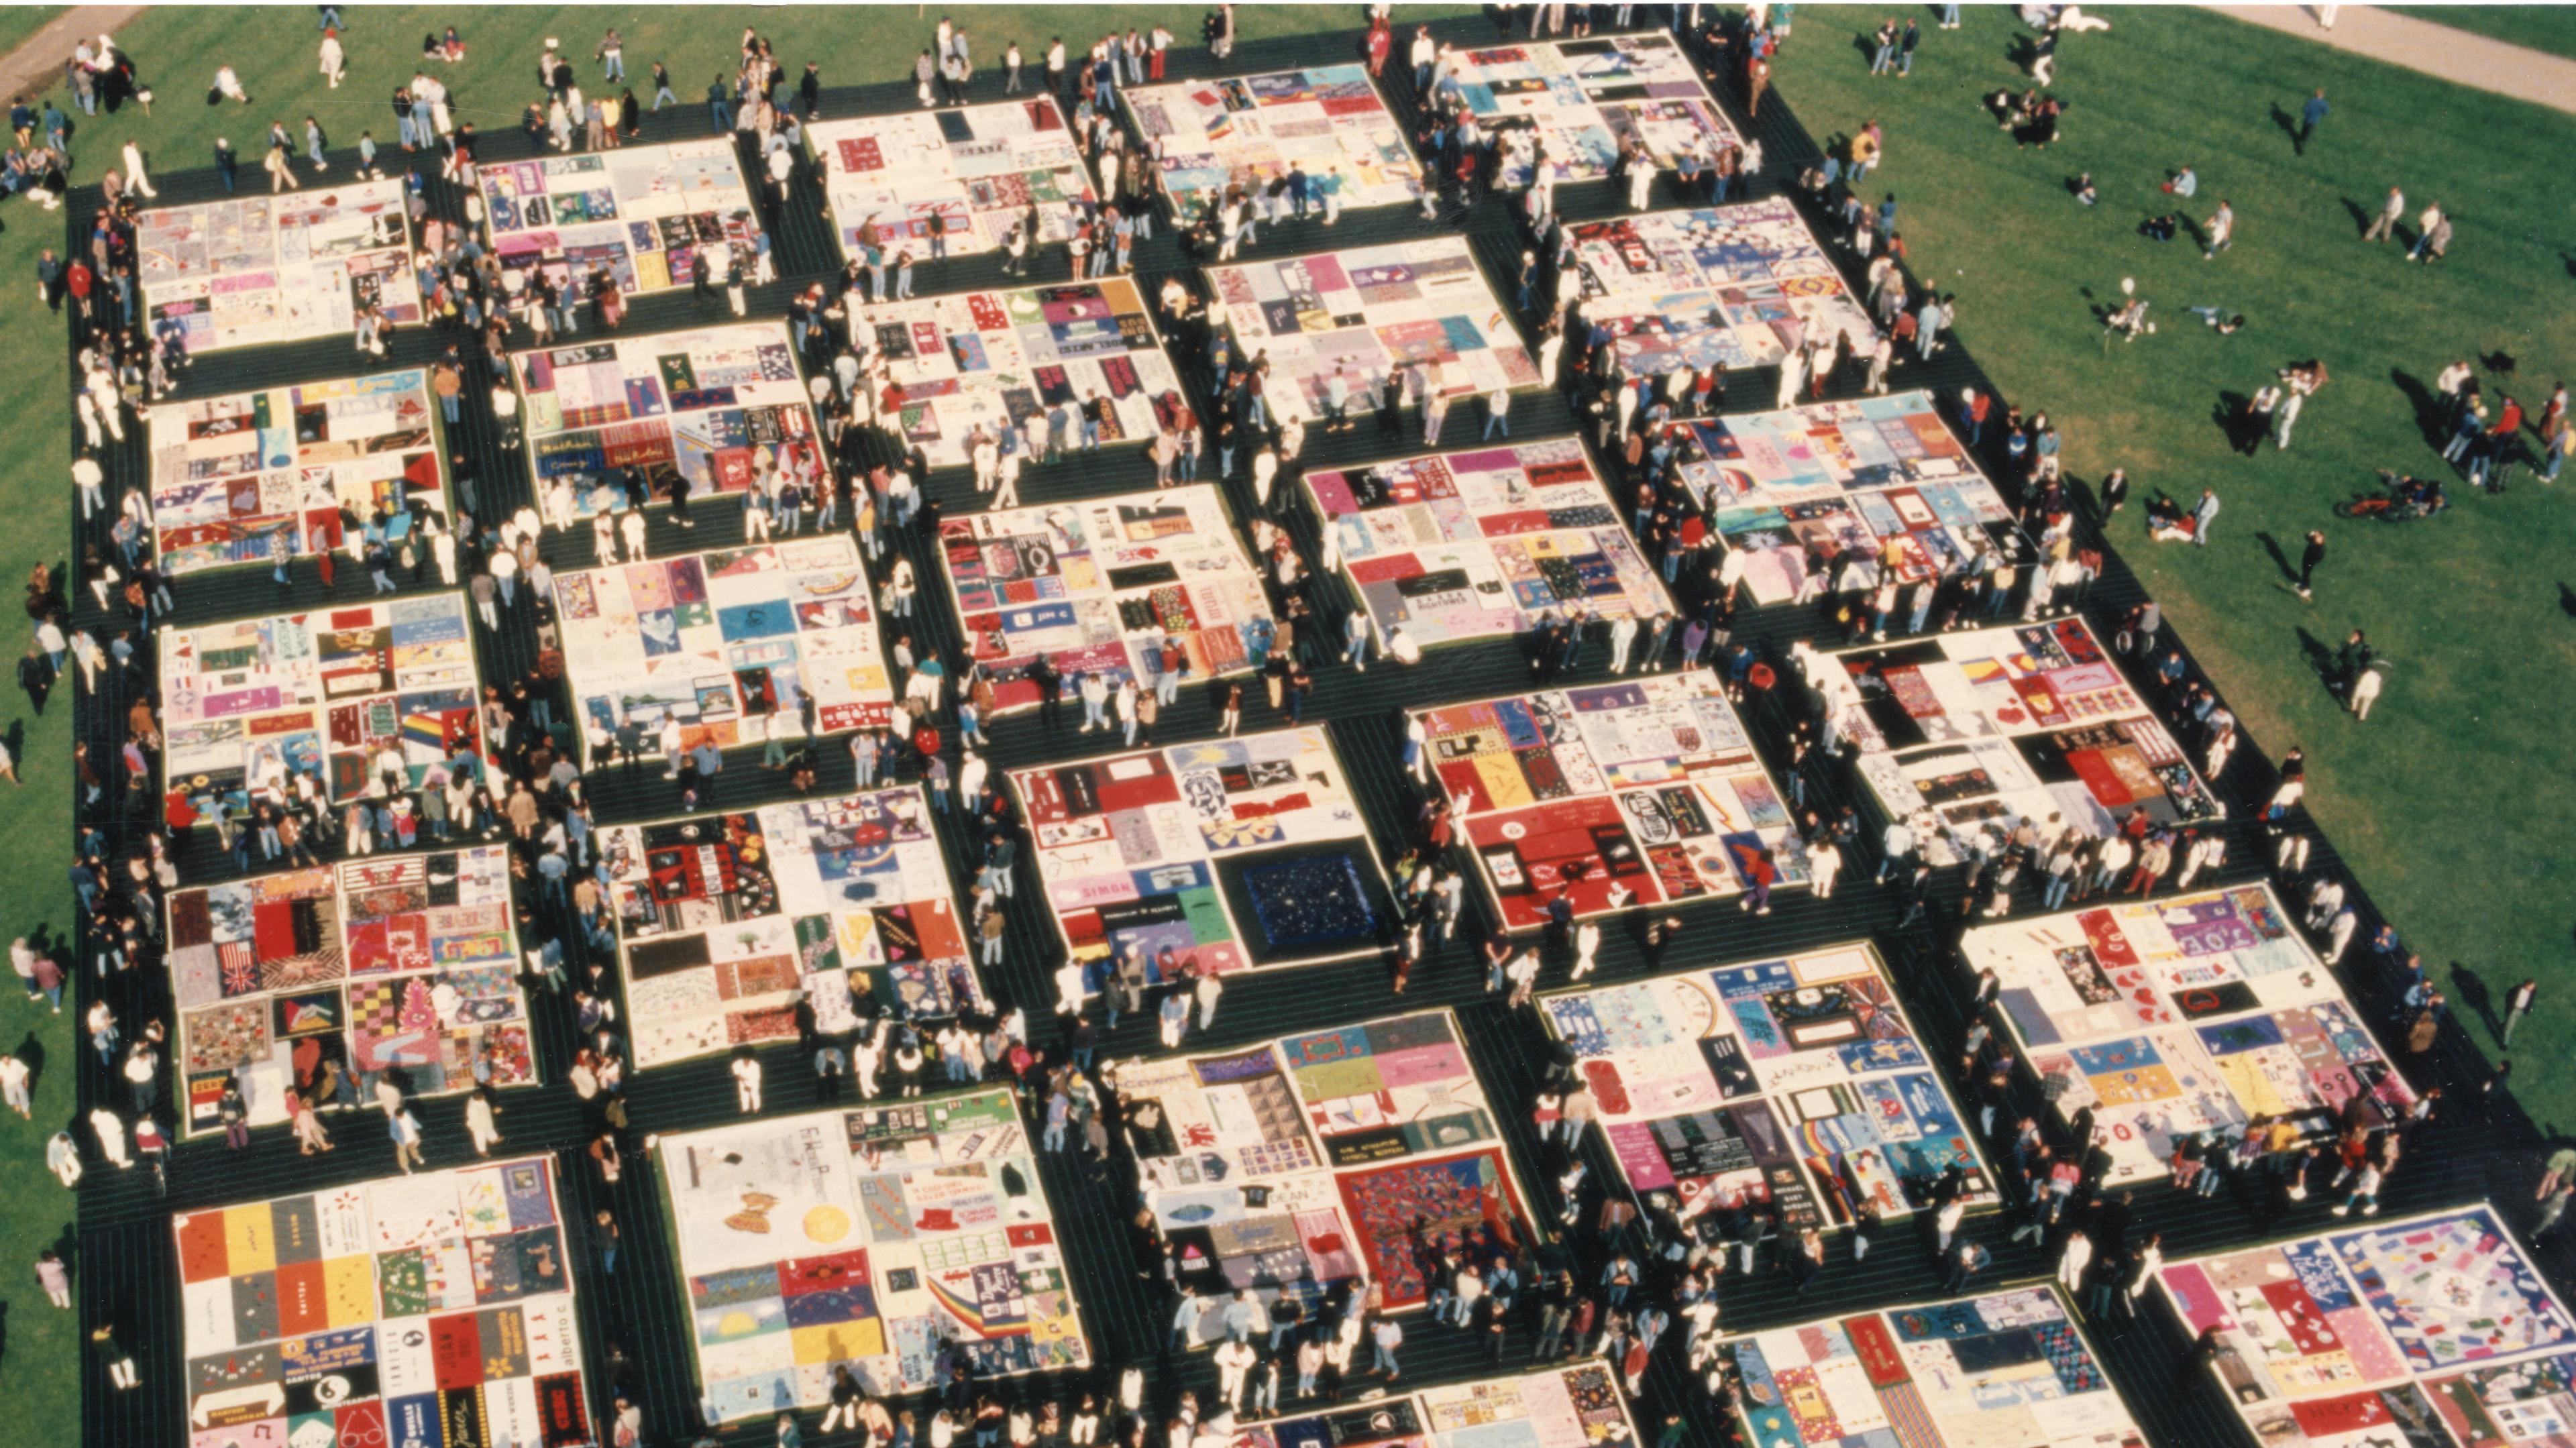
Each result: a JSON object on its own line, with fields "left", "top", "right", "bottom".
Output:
{"left": 2363, "top": 186, "right": 2404, "bottom": 243}
{"left": 2203, "top": 200, "right": 2234, "bottom": 260}
{"left": 2296, "top": 89, "right": 2328, "bottom": 156}
{"left": 2504, "top": 979, "right": 2538, "bottom": 1046}
{"left": 2295, "top": 530, "right": 2325, "bottom": 599}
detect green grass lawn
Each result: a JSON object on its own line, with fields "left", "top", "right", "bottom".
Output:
{"left": 1774, "top": 6, "right": 2576, "bottom": 1117}
{"left": 2388, "top": 4, "right": 2576, "bottom": 63}
{"left": 0, "top": 16, "right": 74, "bottom": 1445}
{"left": 0, "top": 9, "right": 1470, "bottom": 1445}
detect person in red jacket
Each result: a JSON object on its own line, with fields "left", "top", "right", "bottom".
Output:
{"left": 1737, "top": 847, "right": 1778, "bottom": 915}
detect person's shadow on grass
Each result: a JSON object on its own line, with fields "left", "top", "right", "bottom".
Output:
{"left": 2292, "top": 626, "right": 2339, "bottom": 695}
{"left": 2214, "top": 392, "right": 2264, "bottom": 455}
{"left": 2449, "top": 962, "right": 2504, "bottom": 1039}
{"left": 2253, "top": 532, "right": 2303, "bottom": 594}
{"left": 2559, "top": 582, "right": 2576, "bottom": 618}
{"left": 2338, "top": 198, "right": 2373, "bottom": 239}
{"left": 13, "top": 1032, "right": 43, "bottom": 1101}
{"left": 2268, "top": 101, "right": 2301, "bottom": 150}
{"left": 2390, "top": 368, "right": 2451, "bottom": 449}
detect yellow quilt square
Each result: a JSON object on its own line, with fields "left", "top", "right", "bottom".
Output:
{"left": 325, "top": 1254, "right": 379, "bottom": 1327}
{"left": 2088, "top": 1064, "right": 2180, "bottom": 1107}
{"left": 1474, "top": 755, "right": 1534, "bottom": 812}
{"left": 224, "top": 1207, "right": 277, "bottom": 1277}
{"left": 792, "top": 1319, "right": 884, "bottom": 1366}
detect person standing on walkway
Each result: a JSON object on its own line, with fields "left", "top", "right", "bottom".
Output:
{"left": 1195, "top": 968, "right": 1224, "bottom": 1032}
{"left": 90, "top": 1106, "right": 129, "bottom": 1168}
{"left": 2296, "top": 89, "right": 2328, "bottom": 156}
{"left": 464, "top": 1087, "right": 502, "bottom": 1157}
{"left": 390, "top": 1106, "right": 425, "bottom": 1173}
{"left": 2295, "top": 530, "right": 2326, "bottom": 599}
{"left": 2540, "top": 1181, "right": 2575, "bottom": 1239}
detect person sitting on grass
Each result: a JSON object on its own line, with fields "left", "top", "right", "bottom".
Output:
{"left": 2145, "top": 495, "right": 2198, "bottom": 543}
{"left": 2187, "top": 306, "right": 2246, "bottom": 333}
{"left": 2140, "top": 214, "right": 2178, "bottom": 242}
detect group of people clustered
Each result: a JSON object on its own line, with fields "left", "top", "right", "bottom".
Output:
{"left": 8, "top": 3, "right": 2542, "bottom": 1444}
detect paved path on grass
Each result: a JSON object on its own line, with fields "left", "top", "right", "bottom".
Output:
{"left": 0, "top": 7, "right": 145, "bottom": 104}
{"left": 2209, "top": 4, "right": 2576, "bottom": 115}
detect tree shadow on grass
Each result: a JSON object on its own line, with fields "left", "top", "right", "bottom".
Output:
{"left": 2391, "top": 368, "right": 2450, "bottom": 449}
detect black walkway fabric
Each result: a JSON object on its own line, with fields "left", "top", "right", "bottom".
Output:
{"left": 58, "top": 15, "right": 2559, "bottom": 1448}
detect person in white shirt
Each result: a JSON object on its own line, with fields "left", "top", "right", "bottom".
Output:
{"left": 2123, "top": 1235, "right": 2163, "bottom": 1314}
{"left": 1878, "top": 822, "right": 1915, "bottom": 883}
{"left": 91, "top": 1105, "right": 130, "bottom": 1167}
{"left": 2057, "top": 1227, "right": 2092, "bottom": 1291}
{"left": 1251, "top": 447, "right": 1278, "bottom": 510}
{"left": 1607, "top": 614, "right": 1639, "bottom": 673}
{"left": 1808, "top": 840, "right": 1842, "bottom": 898}
{"left": 1054, "top": 960, "right": 1087, "bottom": 1015}
{"left": 731, "top": 1050, "right": 764, "bottom": 1113}
{"left": 1214, "top": 1339, "right": 1256, "bottom": 1410}
{"left": 72, "top": 453, "right": 103, "bottom": 519}
{"left": 465, "top": 1089, "right": 502, "bottom": 1156}
{"left": 48, "top": 1128, "right": 83, "bottom": 1186}
{"left": 120, "top": 140, "right": 157, "bottom": 197}
{"left": 1625, "top": 150, "right": 1655, "bottom": 211}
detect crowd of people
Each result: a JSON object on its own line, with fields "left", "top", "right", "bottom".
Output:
{"left": 11, "top": 3, "right": 2559, "bottom": 1444}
